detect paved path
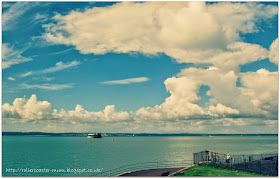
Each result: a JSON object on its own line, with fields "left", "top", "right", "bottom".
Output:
{"left": 118, "top": 167, "right": 184, "bottom": 177}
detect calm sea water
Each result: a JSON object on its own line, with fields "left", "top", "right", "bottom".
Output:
{"left": 2, "top": 135, "right": 278, "bottom": 176}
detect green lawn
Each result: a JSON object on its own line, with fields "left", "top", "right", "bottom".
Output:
{"left": 172, "top": 164, "right": 267, "bottom": 177}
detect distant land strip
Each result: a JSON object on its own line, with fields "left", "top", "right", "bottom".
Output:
{"left": 2, "top": 132, "right": 278, "bottom": 137}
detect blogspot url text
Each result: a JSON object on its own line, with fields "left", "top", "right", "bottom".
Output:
{"left": 6, "top": 168, "right": 103, "bottom": 174}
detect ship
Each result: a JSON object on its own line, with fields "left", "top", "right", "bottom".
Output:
{"left": 87, "top": 133, "right": 102, "bottom": 138}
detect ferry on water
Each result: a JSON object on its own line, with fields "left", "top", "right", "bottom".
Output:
{"left": 87, "top": 133, "right": 102, "bottom": 138}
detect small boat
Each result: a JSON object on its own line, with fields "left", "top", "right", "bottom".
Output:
{"left": 87, "top": 133, "right": 102, "bottom": 138}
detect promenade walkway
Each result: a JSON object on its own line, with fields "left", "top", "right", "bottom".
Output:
{"left": 118, "top": 167, "right": 184, "bottom": 176}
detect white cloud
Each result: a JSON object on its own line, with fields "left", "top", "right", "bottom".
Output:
{"left": 2, "top": 2, "right": 36, "bottom": 31}
{"left": 136, "top": 77, "right": 205, "bottom": 120}
{"left": 209, "top": 103, "right": 240, "bottom": 116}
{"left": 7, "top": 77, "right": 16, "bottom": 81}
{"left": 43, "top": 2, "right": 276, "bottom": 70}
{"left": 180, "top": 67, "right": 278, "bottom": 120}
{"left": 179, "top": 67, "right": 268, "bottom": 116}
{"left": 2, "top": 90, "right": 278, "bottom": 133}
{"left": 49, "top": 48, "right": 74, "bottom": 55}
{"left": 165, "top": 42, "right": 269, "bottom": 73}
{"left": 2, "top": 95, "right": 131, "bottom": 123}
{"left": 2, "top": 95, "right": 54, "bottom": 122}
{"left": 205, "top": 42, "right": 269, "bottom": 72}
{"left": 101, "top": 77, "right": 150, "bottom": 85}
{"left": 240, "top": 69, "right": 278, "bottom": 116}
{"left": 135, "top": 67, "right": 278, "bottom": 122}
{"left": 21, "top": 71, "right": 33, "bottom": 78}
{"left": 39, "top": 60, "right": 80, "bottom": 73}
{"left": 134, "top": 66, "right": 260, "bottom": 121}
{"left": 269, "top": 38, "right": 278, "bottom": 65}
{"left": 21, "top": 83, "right": 75, "bottom": 91}
{"left": 31, "top": 76, "right": 55, "bottom": 82}
{"left": 59, "top": 104, "right": 131, "bottom": 123}
{"left": 33, "top": 13, "right": 49, "bottom": 24}
{"left": 2, "top": 43, "right": 32, "bottom": 69}
{"left": 20, "top": 60, "right": 80, "bottom": 77}
{"left": 211, "top": 118, "right": 247, "bottom": 127}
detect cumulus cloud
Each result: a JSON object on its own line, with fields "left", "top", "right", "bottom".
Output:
{"left": 148, "top": 66, "right": 277, "bottom": 120}
{"left": 136, "top": 77, "right": 205, "bottom": 120}
{"left": 240, "top": 69, "right": 278, "bottom": 117}
{"left": 178, "top": 67, "right": 256, "bottom": 115}
{"left": 3, "top": 90, "right": 277, "bottom": 133}
{"left": 20, "top": 83, "right": 75, "bottom": 91}
{"left": 2, "top": 95, "right": 54, "bottom": 122}
{"left": 43, "top": 2, "right": 276, "bottom": 70}
{"left": 204, "top": 42, "right": 269, "bottom": 73}
{"left": 134, "top": 66, "right": 260, "bottom": 121}
{"left": 100, "top": 77, "right": 150, "bottom": 85}
{"left": 57, "top": 104, "right": 131, "bottom": 123}
{"left": 209, "top": 103, "right": 240, "bottom": 116}
{"left": 269, "top": 38, "right": 279, "bottom": 65}
{"left": 20, "top": 60, "right": 81, "bottom": 77}
{"left": 2, "top": 95, "right": 132, "bottom": 123}
{"left": 2, "top": 43, "right": 32, "bottom": 69}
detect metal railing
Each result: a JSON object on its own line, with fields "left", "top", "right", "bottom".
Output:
{"left": 194, "top": 151, "right": 278, "bottom": 176}
{"left": 92, "top": 160, "right": 193, "bottom": 176}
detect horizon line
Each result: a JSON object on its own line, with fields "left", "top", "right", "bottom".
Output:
{"left": 2, "top": 132, "right": 278, "bottom": 135}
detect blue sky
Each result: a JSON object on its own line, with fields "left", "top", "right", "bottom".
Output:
{"left": 2, "top": 1, "right": 278, "bottom": 133}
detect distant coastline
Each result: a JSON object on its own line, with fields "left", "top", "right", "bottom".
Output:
{"left": 2, "top": 132, "right": 278, "bottom": 137}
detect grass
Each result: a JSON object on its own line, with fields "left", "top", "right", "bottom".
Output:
{"left": 172, "top": 164, "right": 267, "bottom": 177}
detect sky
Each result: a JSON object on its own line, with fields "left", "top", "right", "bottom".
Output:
{"left": 2, "top": 1, "right": 278, "bottom": 134}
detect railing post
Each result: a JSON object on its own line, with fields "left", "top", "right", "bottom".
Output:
{"left": 243, "top": 155, "right": 245, "bottom": 171}
{"left": 275, "top": 160, "right": 278, "bottom": 176}
{"left": 276, "top": 160, "right": 278, "bottom": 176}
{"left": 259, "top": 161, "right": 262, "bottom": 174}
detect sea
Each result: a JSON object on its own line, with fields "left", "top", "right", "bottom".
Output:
{"left": 2, "top": 135, "right": 278, "bottom": 176}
